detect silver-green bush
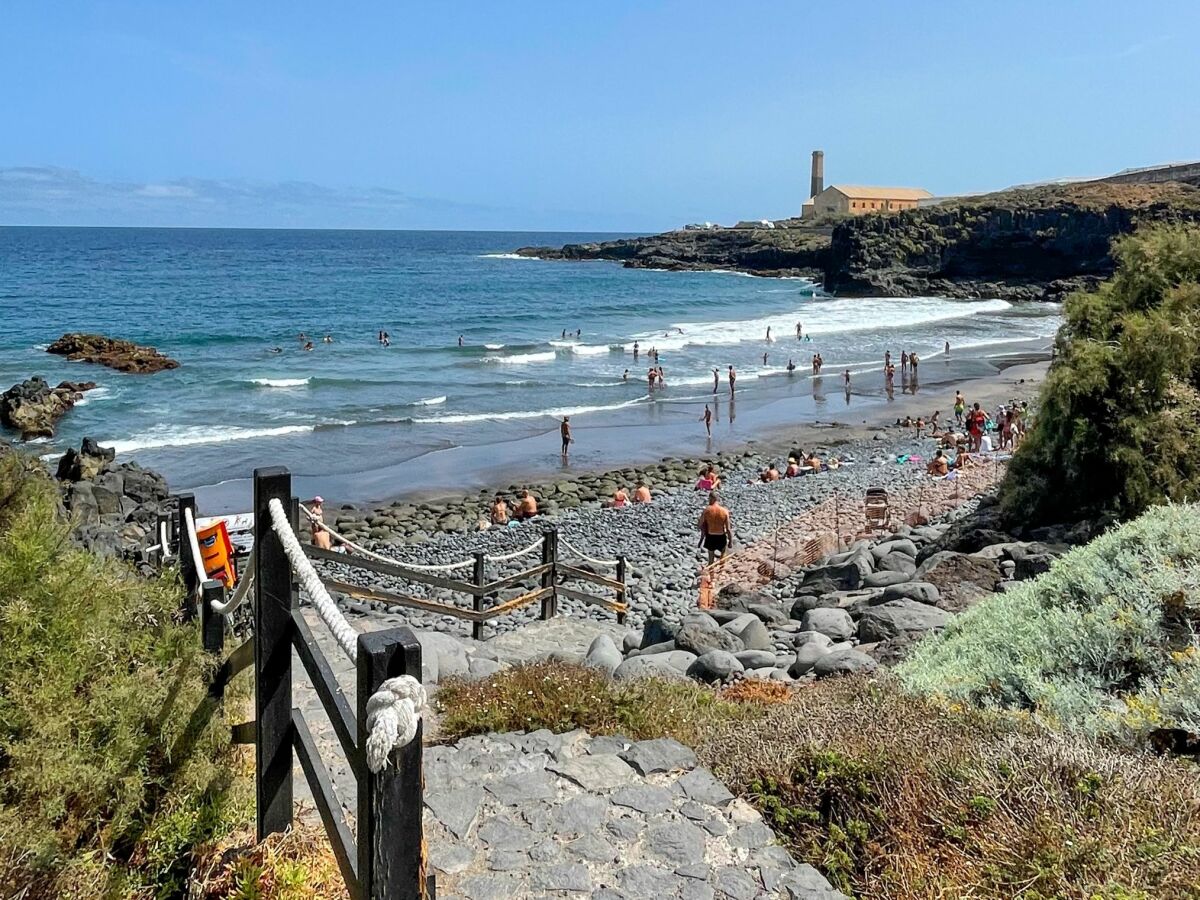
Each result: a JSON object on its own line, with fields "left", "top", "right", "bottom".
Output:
{"left": 898, "top": 503, "right": 1200, "bottom": 741}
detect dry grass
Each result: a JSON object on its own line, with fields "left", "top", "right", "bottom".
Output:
{"left": 698, "top": 676, "right": 1200, "bottom": 899}
{"left": 434, "top": 661, "right": 762, "bottom": 745}
{"left": 188, "top": 823, "right": 350, "bottom": 900}
{"left": 719, "top": 679, "right": 794, "bottom": 705}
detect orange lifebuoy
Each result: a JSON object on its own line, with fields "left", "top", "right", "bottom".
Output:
{"left": 197, "top": 520, "right": 237, "bottom": 588}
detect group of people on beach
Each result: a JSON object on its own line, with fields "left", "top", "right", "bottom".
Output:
{"left": 486, "top": 489, "right": 542, "bottom": 528}
{"left": 908, "top": 387, "right": 1030, "bottom": 476}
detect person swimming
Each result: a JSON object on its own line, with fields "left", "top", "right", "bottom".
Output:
{"left": 786, "top": 358, "right": 796, "bottom": 374}
{"left": 268, "top": 346, "right": 283, "bottom": 354}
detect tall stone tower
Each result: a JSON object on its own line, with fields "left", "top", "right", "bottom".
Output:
{"left": 810, "top": 150, "right": 825, "bottom": 199}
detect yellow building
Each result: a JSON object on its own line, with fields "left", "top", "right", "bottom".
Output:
{"left": 802, "top": 184, "right": 932, "bottom": 219}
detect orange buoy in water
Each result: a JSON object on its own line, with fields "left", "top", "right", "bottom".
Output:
{"left": 197, "top": 520, "right": 237, "bottom": 588}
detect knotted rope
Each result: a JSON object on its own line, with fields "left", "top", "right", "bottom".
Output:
{"left": 364, "top": 676, "right": 427, "bottom": 774}
{"left": 558, "top": 536, "right": 619, "bottom": 568}
{"left": 158, "top": 519, "right": 172, "bottom": 561}
{"left": 267, "top": 498, "right": 424, "bottom": 768}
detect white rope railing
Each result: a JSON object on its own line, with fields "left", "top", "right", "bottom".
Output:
{"left": 558, "top": 536, "right": 619, "bottom": 568}
{"left": 299, "top": 503, "right": 474, "bottom": 573}
{"left": 210, "top": 545, "right": 255, "bottom": 615}
{"left": 485, "top": 537, "right": 544, "bottom": 564}
{"left": 268, "top": 498, "right": 424, "bottom": 771}
{"left": 183, "top": 506, "right": 207, "bottom": 596}
{"left": 159, "top": 519, "right": 172, "bottom": 560}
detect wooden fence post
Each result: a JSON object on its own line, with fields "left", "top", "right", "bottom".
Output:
{"left": 540, "top": 527, "right": 558, "bottom": 620}
{"left": 615, "top": 556, "right": 627, "bottom": 625}
{"left": 253, "top": 466, "right": 294, "bottom": 841}
{"left": 357, "top": 628, "right": 426, "bottom": 900}
{"left": 177, "top": 493, "right": 199, "bottom": 614}
{"left": 472, "top": 551, "right": 486, "bottom": 641}
{"left": 200, "top": 579, "right": 226, "bottom": 655}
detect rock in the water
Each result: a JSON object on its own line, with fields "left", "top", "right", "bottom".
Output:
{"left": 857, "top": 598, "right": 950, "bottom": 642}
{"left": 0, "top": 377, "right": 95, "bottom": 439}
{"left": 46, "top": 332, "right": 180, "bottom": 374}
{"left": 675, "top": 620, "right": 744, "bottom": 656}
{"left": 686, "top": 650, "right": 744, "bottom": 683}
{"left": 799, "top": 607, "right": 855, "bottom": 642}
{"left": 813, "top": 649, "right": 878, "bottom": 678}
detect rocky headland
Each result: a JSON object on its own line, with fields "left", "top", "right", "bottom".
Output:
{"left": 47, "top": 332, "right": 180, "bottom": 373}
{"left": 0, "top": 376, "right": 96, "bottom": 439}
{"left": 516, "top": 182, "right": 1200, "bottom": 302}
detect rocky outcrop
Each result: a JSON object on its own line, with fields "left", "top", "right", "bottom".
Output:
{"left": 55, "top": 437, "right": 171, "bottom": 561}
{"left": 0, "top": 376, "right": 96, "bottom": 439}
{"left": 515, "top": 223, "right": 830, "bottom": 278}
{"left": 47, "top": 333, "right": 179, "bottom": 374}
{"left": 823, "top": 182, "right": 1200, "bottom": 301}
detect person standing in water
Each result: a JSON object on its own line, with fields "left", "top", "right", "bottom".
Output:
{"left": 560, "top": 417, "right": 573, "bottom": 458}
{"left": 787, "top": 358, "right": 796, "bottom": 374}
{"left": 945, "top": 340, "right": 950, "bottom": 355}
{"left": 701, "top": 404, "right": 713, "bottom": 437}
{"left": 647, "top": 367, "right": 657, "bottom": 392}
{"left": 712, "top": 367, "right": 719, "bottom": 394}
{"left": 622, "top": 369, "right": 629, "bottom": 381}
{"left": 458, "top": 335, "right": 464, "bottom": 347}
{"left": 766, "top": 326, "right": 772, "bottom": 343}
{"left": 796, "top": 322, "right": 803, "bottom": 340}
{"left": 728, "top": 365, "right": 737, "bottom": 396}
{"left": 633, "top": 341, "right": 640, "bottom": 361}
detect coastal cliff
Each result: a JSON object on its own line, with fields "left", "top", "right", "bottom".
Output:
{"left": 515, "top": 221, "right": 831, "bottom": 278}
{"left": 516, "top": 182, "right": 1200, "bottom": 301}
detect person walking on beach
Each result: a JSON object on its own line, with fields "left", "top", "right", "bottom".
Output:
{"left": 843, "top": 369, "right": 851, "bottom": 387}
{"left": 910, "top": 353, "right": 920, "bottom": 377}
{"left": 900, "top": 351, "right": 909, "bottom": 374}
{"left": 954, "top": 390, "right": 966, "bottom": 426}
{"left": 701, "top": 404, "right": 713, "bottom": 437}
{"left": 560, "top": 417, "right": 573, "bottom": 458}
{"left": 884, "top": 350, "right": 892, "bottom": 371}
{"left": 698, "top": 492, "right": 733, "bottom": 565}
{"left": 967, "top": 402, "right": 986, "bottom": 452}
{"left": 712, "top": 367, "right": 719, "bottom": 394}
{"left": 728, "top": 365, "right": 737, "bottom": 396}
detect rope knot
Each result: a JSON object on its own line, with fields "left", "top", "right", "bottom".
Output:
{"left": 364, "top": 675, "right": 426, "bottom": 773}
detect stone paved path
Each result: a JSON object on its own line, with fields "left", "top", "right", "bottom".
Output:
{"left": 424, "top": 729, "right": 847, "bottom": 899}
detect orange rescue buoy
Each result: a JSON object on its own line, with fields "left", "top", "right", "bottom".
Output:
{"left": 197, "top": 520, "right": 237, "bottom": 588}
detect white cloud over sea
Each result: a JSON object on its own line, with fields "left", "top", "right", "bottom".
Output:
{"left": 0, "top": 166, "right": 651, "bottom": 231}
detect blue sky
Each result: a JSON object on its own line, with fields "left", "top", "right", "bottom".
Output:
{"left": 1, "top": 1, "right": 1196, "bottom": 230}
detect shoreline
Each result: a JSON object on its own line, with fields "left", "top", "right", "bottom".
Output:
{"left": 191, "top": 349, "right": 1049, "bottom": 529}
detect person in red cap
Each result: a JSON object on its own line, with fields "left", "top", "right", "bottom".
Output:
{"left": 310, "top": 496, "right": 333, "bottom": 550}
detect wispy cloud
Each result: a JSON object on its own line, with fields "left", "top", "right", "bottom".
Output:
{"left": 0, "top": 166, "right": 651, "bottom": 231}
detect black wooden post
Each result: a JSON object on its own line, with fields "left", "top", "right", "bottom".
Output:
{"left": 540, "top": 527, "right": 558, "bottom": 620}
{"left": 357, "top": 628, "right": 426, "bottom": 900}
{"left": 200, "top": 579, "right": 226, "bottom": 655}
{"left": 253, "top": 466, "right": 294, "bottom": 841}
{"left": 177, "top": 492, "right": 199, "bottom": 613}
{"left": 615, "top": 556, "right": 627, "bottom": 625}
{"left": 472, "top": 551, "right": 486, "bottom": 641}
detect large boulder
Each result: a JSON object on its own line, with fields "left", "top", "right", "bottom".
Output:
{"left": 916, "top": 551, "right": 1001, "bottom": 612}
{"left": 686, "top": 650, "right": 744, "bottom": 683}
{"left": 813, "top": 649, "right": 878, "bottom": 678}
{"left": 857, "top": 599, "right": 950, "bottom": 643}
{"left": 875, "top": 552, "right": 917, "bottom": 577}
{"left": 790, "top": 593, "right": 838, "bottom": 619}
{"left": 871, "top": 538, "right": 918, "bottom": 560}
{"left": 55, "top": 436, "right": 115, "bottom": 482}
{"left": 675, "top": 620, "right": 744, "bottom": 656}
{"left": 584, "top": 635, "right": 623, "bottom": 675}
{"left": 614, "top": 655, "right": 691, "bottom": 682}
{"left": 1003, "top": 542, "right": 1064, "bottom": 581}
{"left": 799, "top": 608, "right": 856, "bottom": 642}
{"left": 721, "top": 614, "right": 772, "bottom": 651}
{"left": 880, "top": 581, "right": 941, "bottom": 605}
{"left": 46, "top": 332, "right": 180, "bottom": 374}
{"left": 747, "top": 602, "right": 790, "bottom": 627}
{"left": 640, "top": 615, "right": 678, "bottom": 648}
{"left": 863, "top": 570, "right": 911, "bottom": 588}
{"left": 789, "top": 641, "right": 831, "bottom": 677}
{"left": 799, "top": 560, "right": 864, "bottom": 592}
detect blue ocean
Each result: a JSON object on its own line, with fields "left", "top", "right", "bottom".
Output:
{"left": 0, "top": 227, "right": 1060, "bottom": 509}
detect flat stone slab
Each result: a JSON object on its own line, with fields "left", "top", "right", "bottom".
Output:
{"left": 426, "top": 729, "right": 848, "bottom": 899}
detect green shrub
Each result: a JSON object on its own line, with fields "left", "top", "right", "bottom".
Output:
{"left": 0, "top": 453, "right": 247, "bottom": 897}
{"left": 1001, "top": 223, "right": 1200, "bottom": 524}
{"left": 897, "top": 503, "right": 1200, "bottom": 741}
{"left": 435, "top": 661, "right": 761, "bottom": 745}
{"left": 699, "top": 677, "right": 1200, "bottom": 899}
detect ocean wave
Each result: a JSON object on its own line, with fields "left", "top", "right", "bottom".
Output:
{"left": 250, "top": 377, "right": 310, "bottom": 388}
{"left": 411, "top": 395, "right": 447, "bottom": 406}
{"left": 482, "top": 351, "right": 557, "bottom": 365}
{"left": 484, "top": 343, "right": 506, "bottom": 350}
{"left": 479, "top": 252, "right": 537, "bottom": 260}
{"left": 624, "top": 297, "right": 1014, "bottom": 353}
{"left": 571, "top": 343, "right": 616, "bottom": 356}
{"left": 102, "top": 424, "right": 314, "bottom": 454}
{"left": 74, "top": 386, "right": 113, "bottom": 406}
{"left": 408, "top": 395, "right": 650, "bottom": 425}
